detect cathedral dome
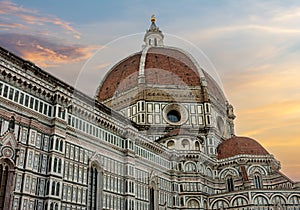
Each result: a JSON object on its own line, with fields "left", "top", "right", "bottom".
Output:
{"left": 95, "top": 16, "right": 233, "bottom": 141}
{"left": 96, "top": 16, "right": 226, "bottom": 106}
{"left": 217, "top": 136, "right": 270, "bottom": 159}
{"left": 96, "top": 47, "right": 226, "bottom": 103}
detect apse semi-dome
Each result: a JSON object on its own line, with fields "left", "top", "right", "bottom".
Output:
{"left": 217, "top": 136, "right": 270, "bottom": 159}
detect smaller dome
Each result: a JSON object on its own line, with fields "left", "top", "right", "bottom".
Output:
{"left": 217, "top": 136, "right": 269, "bottom": 159}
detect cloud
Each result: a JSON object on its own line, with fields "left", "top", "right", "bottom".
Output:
{"left": 0, "top": 1, "right": 80, "bottom": 39}
{"left": 0, "top": 22, "right": 24, "bottom": 30}
{"left": 95, "top": 63, "right": 111, "bottom": 69}
{"left": 0, "top": 33, "right": 98, "bottom": 67}
{"left": 0, "top": 1, "right": 38, "bottom": 14}
{"left": 272, "top": 6, "right": 300, "bottom": 22}
{"left": 197, "top": 25, "right": 300, "bottom": 41}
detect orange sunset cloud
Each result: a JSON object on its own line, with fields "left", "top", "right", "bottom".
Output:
{"left": 0, "top": 1, "right": 81, "bottom": 39}
{"left": 0, "top": 33, "right": 98, "bottom": 68}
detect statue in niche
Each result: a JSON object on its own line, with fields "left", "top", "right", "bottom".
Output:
{"left": 226, "top": 101, "right": 236, "bottom": 120}
{"left": 226, "top": 101, "right": 236, "bottom": 136}
{"left": 8, "top": 115, "right": 15, "bottom": 131}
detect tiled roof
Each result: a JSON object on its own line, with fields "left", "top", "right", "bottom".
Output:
{"left": 144, "top": 47, "right": 200, "bottom": 86}
{"left": 217, "top": 136, "right": 269, "bottom": 159}
{"left": 96, "top": 47, "right": 225, "bottom": 105}
{"left": 97, "top": 53, "right": 141, "bottom": 101}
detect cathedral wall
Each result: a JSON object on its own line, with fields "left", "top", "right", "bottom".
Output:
{"left": 0, "top": 46, "right": 299, "bottom": 210}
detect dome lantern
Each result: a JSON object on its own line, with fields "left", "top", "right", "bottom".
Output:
{"left": 143, "top": 15, "right": 164, "bottom": 48}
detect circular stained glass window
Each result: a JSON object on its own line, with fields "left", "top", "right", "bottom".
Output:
{"left": 163, "top": 103, "right": 188, "bottom": 125}
{"left": 167, "top": 110, "right": 181, "bottom": 123}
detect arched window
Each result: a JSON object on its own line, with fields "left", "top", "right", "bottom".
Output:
{"left": 203, "top": 200, "right": 207, "bottom": 209}
{"left": 48, "top": 157, "right": 52, "bottom": 172}
{"left": 226, "top": 177, "right": 234, "bottom": 192}
{"left": 182, "top": 139, "right": 190, "bottom": 149}
{"left": 90, "top": 167, "right": 98, "bottom": 209}
{"left": 154, "top": 38, "right": 157, "bottom": 46}
{"left": 88, "top": 163, "right": 102, "bottom": 210}
{"left": 50, "top": 203, "right": 54, "bottom": 210}
{"left": 272, "top": 195, "right": 286, "bottom": 206}
{"left": 167, "top": 140, "right": 174, "bottom": 149}
{"left": 51, "top": 182, "right": 56, "bottom": 195}
{"left": 49, "top": 137, "right": 53, "bottom": 150}
{"left": 187, "top": 199, "right": 200, "bottom": 208}
{"left": 232, "top": 197, "right": 248, "bottom": 207}
{"left": 180, "top": 197, "right": 184, "bottom": 206}
{"left": 45, "top": 180, "right": 50, "bottom": 195}
{"left": 59, "top": 140, "right": 63, "bottom": 152}
{"left": 212, "top": 200, "right": 229, "bottom": 209}
{"left": 195, "top": 141, "right": 200, "bottom": 150}
{"left": 58, "top": 159, "right": 62, "bottom": 173}
{"left": 149, "top": 180, "right": 157, "bottom": 210}
{"left": 0, "top": 158, "right": 14, "bottom": 209}
{"left": 53, "top": 158, "right": 57, "bottom": 172}
{"left": 149, "top": 186, "right": 155, "bottom": 210}
{"left": 55, "top": 138, "right": 59, "bottom": 150}
{"left": 185, "top": 162, "right": 196, "bottom": 172}
{"left": 254, "top": 174, "right": 262, "bottom": 189}
{"left": 56, "top": 182, "right": 60, "bottom": 196}
{"left": 0, "top": 165, "right": 9, "bottom": 209}
{"left": 289, "top": 195, "right": 300, "bottom": 205}
{"left": 253, "top": 195, "right": 268, "bottom": 206}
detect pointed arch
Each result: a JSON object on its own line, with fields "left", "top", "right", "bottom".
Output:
{"left": 219, "top": 167, "right": 239, "bottom": 179}
{"left": 195, "top": 141, "right": 200, "bottom": 150}
{"left": 149, "top": 173, "right": 158, "bottom": 210}
{"left": 0, "top": 158, "right": 15, "bottom": 210}
{"left": 253, "top": 173, "right": 262, "bottom": 189}
{"left": 206, "top": 166, "right": 213, "bottom": 177}
{"left": 226, "top": 176, "right": 234, "bottom": 192}
{"left": 58, "top": 159, "right": 62, "bottom": 173}
{"left": 55, "top": 138, "right": 59, "bottom": 150}
{"left": 53, "top": 158, "right": 57, "bottom": 173}
{"left": 51, "top": 181, "right": 55, "bottom": 195}
{"left": 0, "top": 131, "right": 18, "bottom": 150}
{"left": 88, "top": 154, "right": 103, "bottom": 210}
{"left": 56, "top": 182, "right": 60, "bottom": 196}
{"left": 59, "top": 140, "right": 63, "bottom": 152}
{"left": 248, "top": 165, "right": 268, "bottom": 176}
{"left": 50, "top": 202, "right": 54, "bottom": 210}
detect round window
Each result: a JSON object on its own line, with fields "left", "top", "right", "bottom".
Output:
{"left": 163, "top": 103, "right": 188, "bottom": 125}
{"left": 167, "top": 110, "right": 181, "bottom": 123}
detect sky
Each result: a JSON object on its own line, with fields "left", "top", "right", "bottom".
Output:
{"left": 1, "top": 0, "right": 300, "bottom": 181}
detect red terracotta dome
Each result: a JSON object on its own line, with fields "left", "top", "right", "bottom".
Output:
{"left": 97, "top": 52, "right": 141, "bottom": 101}
{"left": 97, "top": 47, "right": 201, "bottom": 101}
{"left": 96, "top": 47, "right": 226, "bottom": 104}
{"left": 217, "top": 136, "right": 269, "bottom": 159}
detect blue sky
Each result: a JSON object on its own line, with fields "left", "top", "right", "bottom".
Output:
{"left": 1, "top": 0, "right": 300, "bottom": 180}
